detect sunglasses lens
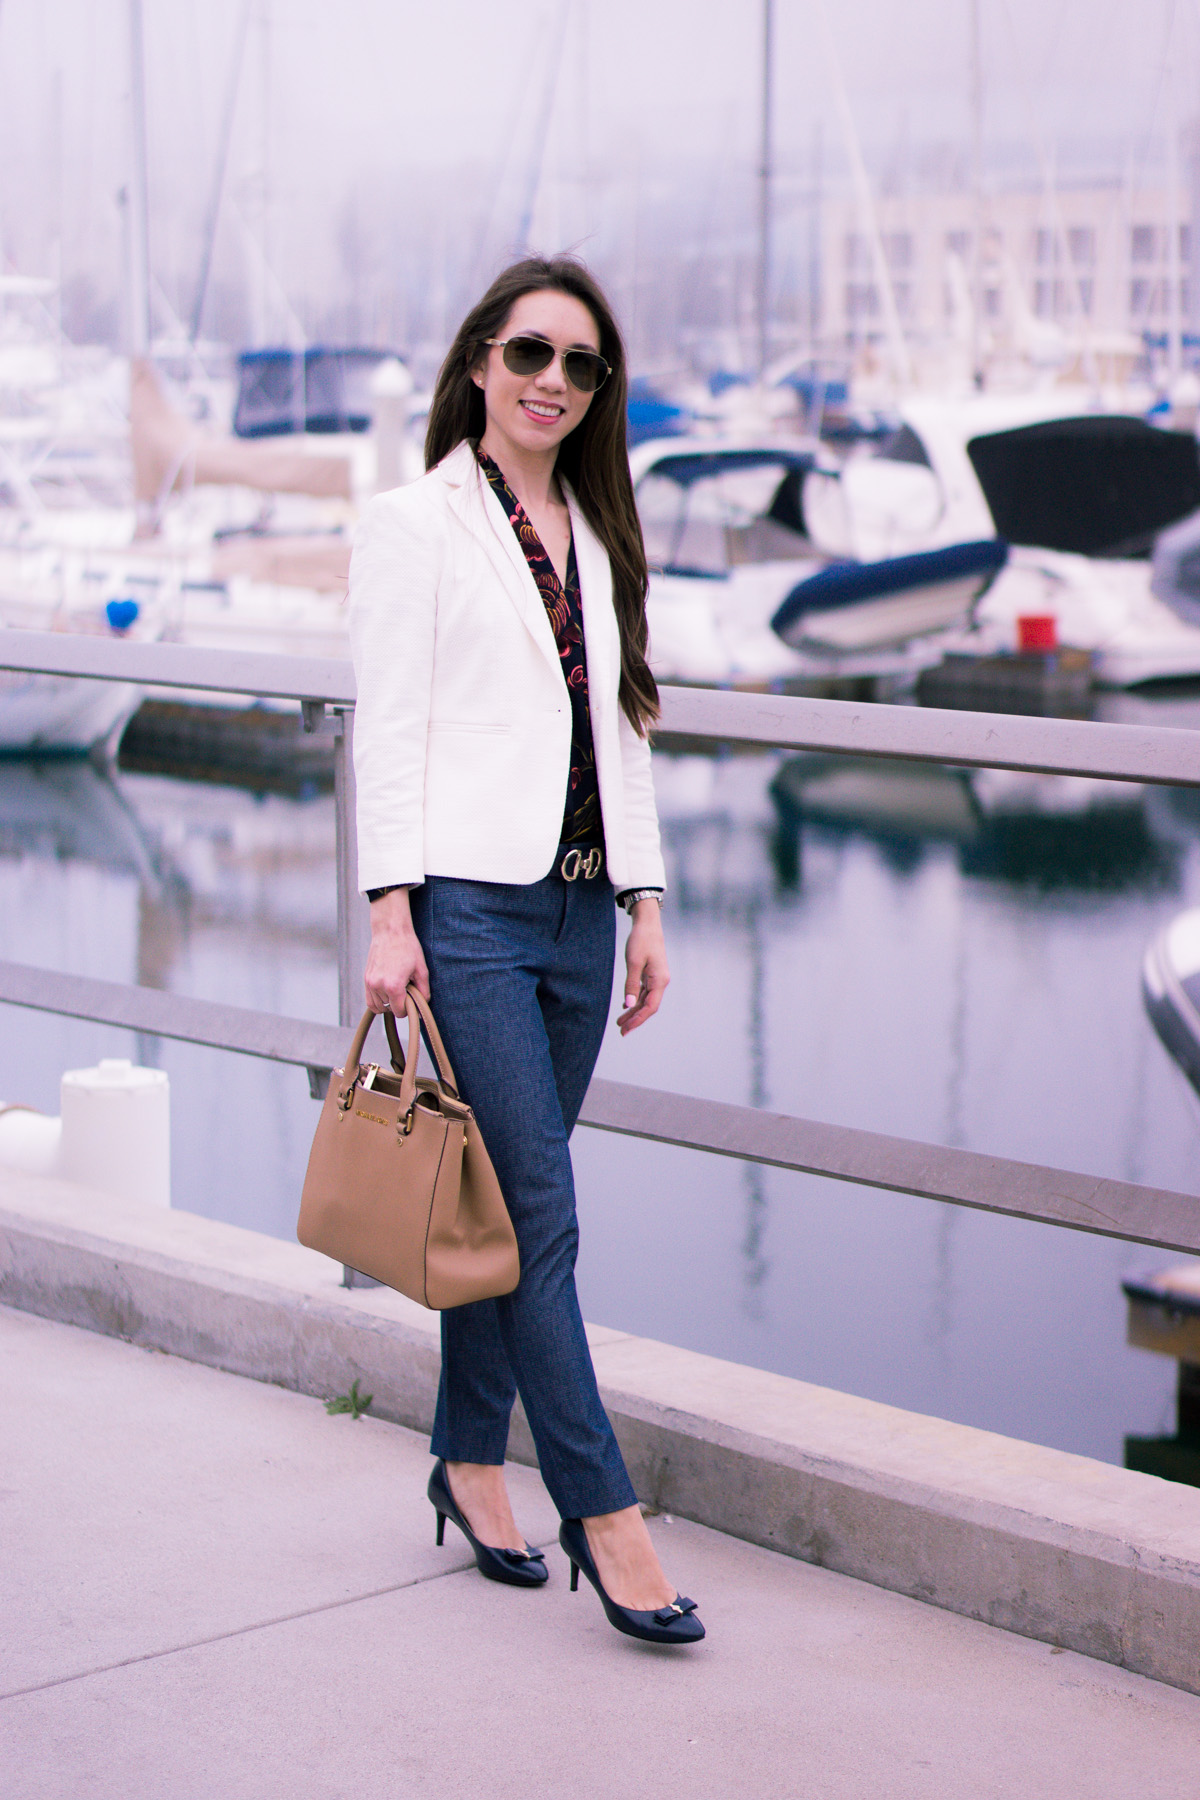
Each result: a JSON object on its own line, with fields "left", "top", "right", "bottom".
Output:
{"left": 563, "top": 351, "right": 609, "bottom": 393}
{"left": 501, "top": 336, "right": 555, "bottom": 376}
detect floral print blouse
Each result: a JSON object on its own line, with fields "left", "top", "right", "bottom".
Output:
{"left": 476, "top": 446, "right": 603, "bottom": 849}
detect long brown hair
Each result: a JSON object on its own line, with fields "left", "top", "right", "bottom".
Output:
{"left": 424, "top": 256, "right": 658, "bottom": 735}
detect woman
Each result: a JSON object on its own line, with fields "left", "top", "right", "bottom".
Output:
{"left": 348, "top": 256, "right": 703, "bottom": 1646}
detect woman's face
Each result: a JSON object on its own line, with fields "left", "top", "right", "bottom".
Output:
{"left": 473, "top": 288, "right": 602, "bottom": 459}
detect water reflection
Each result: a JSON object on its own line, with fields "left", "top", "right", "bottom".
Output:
{"left": 592, "top": 705, "right": 1200, "bottom": 1467}
{"left": 740, "top": 900, "right": 771, "bottom": 1317}
{"left": 0, "top": 758, "right": 160, "bottom": 886}
{"left": 2, "top": 701, "right": 1200, "bottom": 1465}
{"left": 769, "top": 753, "right": 1181, "bottom": 896}
{"left": 0, "top": 762, "right": 338, "bottom": 1236}
{"left": 925, "top": 1207, "right": 960, "bottom": 1370}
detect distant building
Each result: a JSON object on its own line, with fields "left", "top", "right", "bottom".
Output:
{"left": 818, "top": 179, "right": 1196, "bottom": 377}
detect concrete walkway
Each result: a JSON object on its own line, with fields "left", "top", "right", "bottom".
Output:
{"left": 3, "top": 1304, "right": 1198, "bottom": 1800}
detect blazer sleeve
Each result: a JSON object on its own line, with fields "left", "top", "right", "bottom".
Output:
{"left": 616, "top": 707, "right": 667, "bottom": 891}
{"left": 348, "top": 487, "right": 444, "bottom": 891}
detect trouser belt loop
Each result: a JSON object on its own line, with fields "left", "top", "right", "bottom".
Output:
{"left": 559, "top": 846, "right": 604, "bottom": 881}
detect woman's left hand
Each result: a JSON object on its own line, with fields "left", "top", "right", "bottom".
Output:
{"left": 617, "top": 899, "right": 669, "bottom": 1035}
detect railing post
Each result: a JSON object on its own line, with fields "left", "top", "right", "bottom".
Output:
{"left": 332, "top": 706, "right": 382, "bottom": 1287}
{"left": 333, "top": 708, "right": 371, "bottom": 1030}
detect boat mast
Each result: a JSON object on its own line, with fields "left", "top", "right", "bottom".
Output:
{"left": 815, "top": 0, "right": 912, "bottom": 388}
{"left": 756, "top": 0, "right": 775, "bottom": 382}
{"left": 1165, "top": 0, "right": 1182, "bottom": 387}
{"left": 126, "top": 0, "right": 151, "bottom": 358}
{"left": 514, "top": 0, "right": 572, "bottom": 252}
{"left": 191, "top": 0, "right": 253, "bottom": 345}
{"left": 968, "top": 0, "right": 984, "bottom": 388}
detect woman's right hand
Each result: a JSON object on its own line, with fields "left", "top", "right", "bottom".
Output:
{"left": 363, "top": 887, "right": 431, "bottom": 1012}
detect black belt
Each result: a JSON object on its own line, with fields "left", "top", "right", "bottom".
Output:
{"left": 557, "top": 844, "right": 604, "bottom": 881}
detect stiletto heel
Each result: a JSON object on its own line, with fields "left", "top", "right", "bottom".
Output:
{"left": 558, "top": 1518, "right": 704, "bottom": 1645}
{"left": 427, "top": 1459, "right": 549, "bottom": 1588}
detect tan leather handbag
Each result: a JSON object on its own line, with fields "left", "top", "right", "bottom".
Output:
{"left": 298, "top": 987, "right": 519, "bottom": 1309}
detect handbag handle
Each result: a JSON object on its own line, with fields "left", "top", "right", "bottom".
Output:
{"left": 392, "top": 984, "right": 462, "bottom": 1096}
{"left": 338, "top": 987, "right": 461, "bottom": 1111}
{"left": 338, "top": 1001, "right": 418, "bottom": 1116}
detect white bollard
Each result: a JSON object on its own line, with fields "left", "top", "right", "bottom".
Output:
{"left": 0, "top": 1105, "right": 63, "bottom": 1176}
{"left": 370, "top": 356, "right": 413, "bottom": 493}
{"left": 59, "top": 1059, "right": 171, "bottom": 1207}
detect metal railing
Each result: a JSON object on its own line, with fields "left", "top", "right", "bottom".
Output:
{"left": 5, "top": 626, "right": 1200, "bottom": 1257}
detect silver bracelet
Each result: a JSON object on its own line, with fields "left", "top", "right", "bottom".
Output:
{"left": 618, "top": 888, "right": 663, "bottom": 914}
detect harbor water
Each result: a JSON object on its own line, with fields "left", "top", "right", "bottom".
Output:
{"left": 3, "top": 703, "right": 1200, "bottom": 1470}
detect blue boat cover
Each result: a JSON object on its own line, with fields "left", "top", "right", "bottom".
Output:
{"left": 781, "top": 374, "right": 849, "bottom": 409}
{"left": 966, "top": 415, "right": 1200, "bottom": 556}
{"left": 772, "top": 538, "right": 1008, "bottom": 642}
{"left": 646, "top": 447, "right": 818, "bottom": 487}
{"left": 709, "top": 371, "right": 751, "bottom": 396}
{"left": 627, "top": 378, "right": 689, "bottom": 447}
{"left": 233, "top": 347, "right": 394, "bottom": 438}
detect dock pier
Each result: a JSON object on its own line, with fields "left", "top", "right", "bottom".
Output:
{"left": 4, "top": 1173, "right": 1200, "bottom": 1797}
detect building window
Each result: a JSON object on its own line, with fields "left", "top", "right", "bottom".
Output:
{"left": 1130, "top": 277, "right": 1159, "bottom": 315}
{"left": 1131, "top": 225, "right": 1159, "bottom": 264}
{"left": 845, "top": 282, "right": 879, "bottom": 322}
{"left": 844, "top": 233, "right": 872, "bottom": 274}
{"left": 1182, "top": 225, "right": 1192, "bottom": 264}
{"left": 1034, "top": 277, "right": 1092, "bottom": 316}
{"left": 945, "top": 229, "right": 970, "bottom": 260}
{"left": 983, "top": 286, "right": 1003, "bottom": 318}
{"left": 891, "top": 282, "right": 912, "bottom": 319}
{"left": 1035, "top": 279, "right": 1082, "bottom": 318}
{"left": 1130, "top": 278, "right": 1189, "bottom": 317}
{"left": 1067, "top": 227, "right": 1095, "bottom": 267}
{"left": 883, "top": 231, "right": 913, "bottom": 271}
{"left": 1034, "top": 228, "right": 1057, "bottom": 267}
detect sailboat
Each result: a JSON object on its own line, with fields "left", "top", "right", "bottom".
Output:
{"left": 0, "top": 3, "right": 424, "bottom": 754}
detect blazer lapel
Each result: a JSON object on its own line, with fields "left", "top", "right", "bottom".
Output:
{"left": 438, "top": 444, "right": 560, "bottom": 675}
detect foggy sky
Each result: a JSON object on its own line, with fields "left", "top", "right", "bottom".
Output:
{"left": 0, "top": 0, "right": 1192, "bottom": 362}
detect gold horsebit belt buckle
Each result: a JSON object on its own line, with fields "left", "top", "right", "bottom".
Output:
{"left": 559, "top": 846, "right": 603, "bottom": 881}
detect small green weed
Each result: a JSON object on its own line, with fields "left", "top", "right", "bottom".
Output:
{"left": 324, "top": 1377, "right": 373, "bottom": 1421}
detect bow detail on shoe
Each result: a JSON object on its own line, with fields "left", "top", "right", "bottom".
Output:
{"left": 653, "top": 1595, "right": 698, "bottom": 1624}
{"left": 499, "top": 1545, "right": 546, "bottom": 1568}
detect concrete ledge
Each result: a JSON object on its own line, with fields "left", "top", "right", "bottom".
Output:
{"left": 3, "top": 1167, "right": 1200, "bottom": 1697}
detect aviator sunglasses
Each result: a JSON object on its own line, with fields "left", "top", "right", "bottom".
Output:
{"left": 482, "top": 334, "right": 611, "bottom": 393}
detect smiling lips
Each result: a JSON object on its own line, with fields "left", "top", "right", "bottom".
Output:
{"left": 521, "top": 400, "right": 564, "bottom": 422}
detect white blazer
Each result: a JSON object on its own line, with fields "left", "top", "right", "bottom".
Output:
{"left": 348, "top": 439, "right": 665, "bottom": 894}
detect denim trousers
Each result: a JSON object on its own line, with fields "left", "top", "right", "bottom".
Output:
{"left": 409, "top": 870, "right": 638, "bottom": 1521}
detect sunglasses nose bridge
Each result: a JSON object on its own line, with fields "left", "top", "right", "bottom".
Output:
{"left": 533, "top": 347, "right": 568, "bottom": 387}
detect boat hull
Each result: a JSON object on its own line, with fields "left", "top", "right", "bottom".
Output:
{"left": 1143, "top": 909, "right": 1200, "bottom": 1098}
{"left": 772, "top": 540, "right": 1008, "bottom": 654}
{"left": 0, "top": 670, "right": 141, "bottom": 754}
{"left": 795, "top": 574, "right": 984, "bottom": 652}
